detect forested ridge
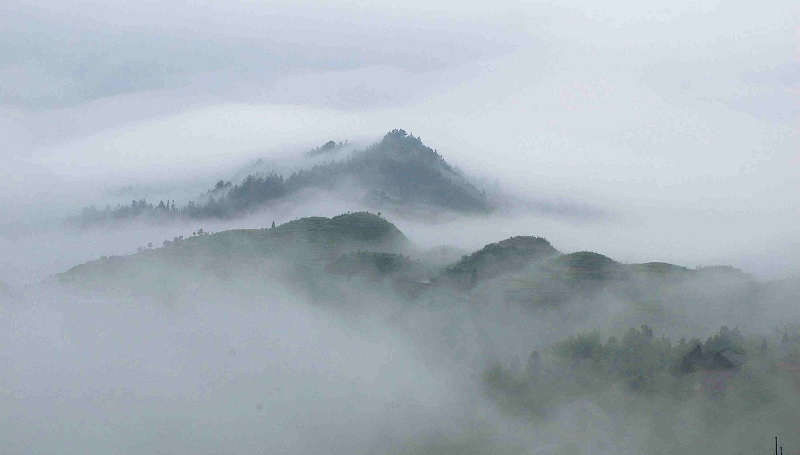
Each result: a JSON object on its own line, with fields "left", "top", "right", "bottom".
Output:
{"left": 73, "top": 130, "right": 489, "bottom": 226}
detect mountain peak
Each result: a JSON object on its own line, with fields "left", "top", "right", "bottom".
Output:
{"left": 71, "top": 130, "right": 490, "bottom": 226}
{"left": 373, "top": 129, "right": 442, "bottom": 162}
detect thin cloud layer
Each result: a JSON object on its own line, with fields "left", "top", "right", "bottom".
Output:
{"left": 0, "top": 0, "right": 798, "bottom": 280}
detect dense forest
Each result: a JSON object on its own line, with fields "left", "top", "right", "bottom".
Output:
{"left": 484, "top": 323, "right": 800, "bottom": 453}
{"left": 72, "top": 130, "right": 489, "bottom": 226}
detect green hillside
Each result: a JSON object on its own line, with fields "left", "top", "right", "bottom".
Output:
{"left": 628, "top": 262, "right": 692, "bottom": 278}
{"left": 53, "top": 209, "right": 765, "bottom": 308}
{"left": 56, "top": 212, "right": 408, "bottom": 293}
{"left": 326, "top": 251, "right": 422, "bottom": 280}
{"left": 439, "top": 236, "right": 560, "bottom": 289}
{"left": 552, "top": 251, "right": 625, "bottom": 281}
{"left": 495, "top": 252, "right": 706, "bottom": 306}
{"left": 270, "top": 212, "right": 408, "bottom": 250}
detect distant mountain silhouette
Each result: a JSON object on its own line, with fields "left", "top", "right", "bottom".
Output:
{"left": 53, "top": 211, "right": 766, "bottom": 308}
{"left": 72, "top": 130, "right": 490, "bottom": 226}
{"left": 355, "top": 130, "right": 488, "bottom": 212}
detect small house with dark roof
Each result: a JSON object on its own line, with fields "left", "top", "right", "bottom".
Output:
{"left": 711, "top": 348, "right": 746, "bottom": 369}
{"left": 703, "top": 348, "right": 746, "bottom": 395}
{"left": 679, "top": 345, "right": 746, "bottom": 395}
{"left": 679, "top": 344, "right": 705, "bottom": 373}
{"left": 680, "top": 345, "right": 746, "bottom": 373}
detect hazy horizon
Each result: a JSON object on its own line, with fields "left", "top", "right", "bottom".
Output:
{"left": 1, "top": 3, "right": 799, "bottom": 454}
{"left": 2, "top": 0, "right": 798, "bottom": 283}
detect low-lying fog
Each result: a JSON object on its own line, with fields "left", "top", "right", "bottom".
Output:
{"left": 1, "top": 188, "right": 797, "bottom": 285}
{"left": 2, "top": 0, "right": 799, "bottom": 453}
{"left": 3, "top": 255, "right": 800, "bottom": 454}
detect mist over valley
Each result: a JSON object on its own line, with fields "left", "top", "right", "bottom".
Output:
{"left": 2, "top": 0, "right": 799, "bottom": 453}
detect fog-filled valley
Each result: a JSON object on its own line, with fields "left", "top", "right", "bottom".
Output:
{"left": 3, "top": 202, "right": 800, "bottom": 454}
{"left": 3, "top": 0, "right": 800, "bottom": 453}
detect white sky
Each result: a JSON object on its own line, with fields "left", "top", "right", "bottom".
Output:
{"left": 0, "top": 0, "right": 798, "bottom": 280}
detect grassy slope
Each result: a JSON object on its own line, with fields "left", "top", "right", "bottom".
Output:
{"left": 55, "top": 210, "right": 758, "bottom": 304}
{"left": 57, "top": 212, "right": 408, "bottom": 291}
{"left": 439, "top": 236, "right": 560, "bottom": 288}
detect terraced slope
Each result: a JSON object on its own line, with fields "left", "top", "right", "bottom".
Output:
{"left": 628, "top": 262, "right": 692, "bottom": 278}
{"left": 56, "top": 212, "right": 408, "bottom": 293}
{"left": 270, "top": 212, "right": 408, "bottom": 251}
{"left": 440, "top": 236, "right": 560, "bottom": 289}
{"left": 552, "top": 252, "right": 625, "bottom": 281}
{"left": 327, "top": 251, "right": 421, "bottom": 279}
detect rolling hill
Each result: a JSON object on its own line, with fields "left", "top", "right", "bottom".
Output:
{"left": 438, "top": 236, "right": 560, "bottom": 289}
{"left": 53, "top": 210, "right": 764, "bottom": 311}
{"left": 56, "top": 212, "right": 409, "bottom": 293}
